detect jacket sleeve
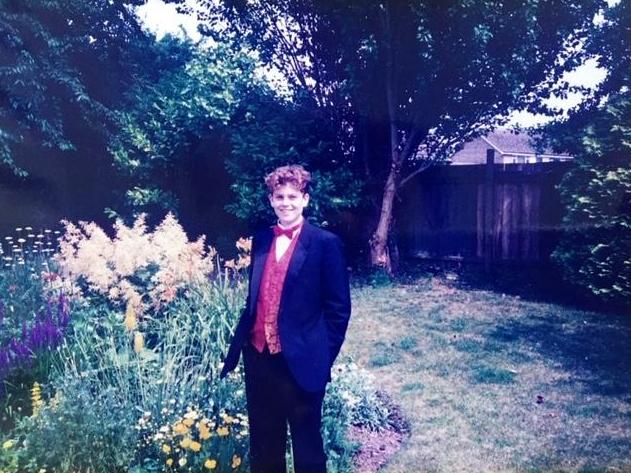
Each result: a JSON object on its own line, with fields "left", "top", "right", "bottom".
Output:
{"left": 321, "top": 235, "right": 351, "bottom": 366}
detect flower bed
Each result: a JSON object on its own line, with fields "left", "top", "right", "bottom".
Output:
{"left": 0, "top": 215, "right": 395, "bottom": 473}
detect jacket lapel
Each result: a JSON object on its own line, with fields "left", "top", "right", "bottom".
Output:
{"left": 278, "top": 221, "right": 313, "bottom": 316}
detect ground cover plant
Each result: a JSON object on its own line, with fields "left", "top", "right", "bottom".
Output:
{"left": 344, "top": 273, "right": 631, "bottom": 473}
{"left": 0, "top": 216, "right": 394, "bottom": 473}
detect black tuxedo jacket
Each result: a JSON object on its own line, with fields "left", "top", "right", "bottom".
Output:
{"left": 220, "top": 221, "right": 351, "bottom": 392}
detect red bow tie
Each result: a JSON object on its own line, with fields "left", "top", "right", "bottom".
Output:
{"left": 273, "top": 224, "right": 300, "bottom": 239}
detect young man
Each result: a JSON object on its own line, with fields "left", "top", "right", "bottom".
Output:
{"left": 220, "top": 165, "right": 351, "bottom": 473}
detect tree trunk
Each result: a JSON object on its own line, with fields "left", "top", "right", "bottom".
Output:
{"left": 369, "top": 159, "right": 400, "bottom": 272}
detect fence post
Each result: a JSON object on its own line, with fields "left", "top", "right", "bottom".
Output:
{"left": 484, "top": 149, "right": 495, "bottom": 273}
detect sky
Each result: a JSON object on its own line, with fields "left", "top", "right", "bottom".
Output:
{"left": 136, "top": 0, "right": 201, "bottom": 42}
{"left": 136, "top": 0, "right": 611, "bottom": 129}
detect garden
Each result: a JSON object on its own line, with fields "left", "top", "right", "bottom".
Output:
{"left": 0, "top": 215, "right": 397, "bottom": 473}
{"left": 1, "top": 0, "right": 630, "bottom": 472}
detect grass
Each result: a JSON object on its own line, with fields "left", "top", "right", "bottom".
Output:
{"left": 342, "top": 275, "right": 631, "bottom": 473}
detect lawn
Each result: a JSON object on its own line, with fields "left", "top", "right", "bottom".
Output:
{"left": 342, "top": 274, "right": 631, "bottom": 473}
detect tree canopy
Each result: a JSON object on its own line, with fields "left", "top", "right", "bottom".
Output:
{"left": 541, "top": 0, "right": 630, "bottom": 306}
{"left": 179, "top": 0, "right": 606, "bottom": 270}
{"left": 108, "top": 40, "right": 256, "bottom": 219}
{"left": 0, "top": 0, "right": 155, "bottom": 175}
{"left": 226, "top": 87, "right": 364, "bottom": 229}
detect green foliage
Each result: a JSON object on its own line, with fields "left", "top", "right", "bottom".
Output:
{"left": 200, "top": 0, "right": 604, "bottom": 166}
{"left": 320, "top": 384, "right": 357, "bottom": 472}
{"left": 323, "top": 358, "right": 395, "bottom": 471}
{"left": 14, "top": 378, "right": 138, "bottom": 473}
{"left": 550, "top": 90, "right": 631, "bottom": 306}
{"left": 191, "top": 0, "right": 604, "bottom": 269}
{"left": 109, "top": 42, "right": 257, "bottom": 218}
{"left": 226, "top": 88, "right": 364, "bottom": 227}
{"left": 6, "top": 274, "right": 248, "bottom": 473}
{"left": 544, "top": 0, "right": 631, "bottom": 309}
{"left": 0, "top": 229, "right": 54, "bottom": 346}
{"left": 327, "top": 359, "right": 392, "bottom": 432}
{"left": 0, "top": 0, "right": 155, "bottom": 174}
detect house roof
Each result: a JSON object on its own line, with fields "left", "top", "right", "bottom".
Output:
{"left": 449, "top": 130, "right": 571, "bottom": 164}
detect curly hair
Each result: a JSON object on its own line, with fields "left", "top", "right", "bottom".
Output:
{"left": 264, "top": 165, "right": 311, "bottom": 194}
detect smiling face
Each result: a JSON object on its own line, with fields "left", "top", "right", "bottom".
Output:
{"left": 269, "top": 183, "right": 309, "bottom": 227}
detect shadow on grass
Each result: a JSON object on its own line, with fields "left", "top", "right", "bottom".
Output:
{"left": 396, "top": 259, "right": 630, "bottom": 315}
{"left": 488, "top": 309, "right": 631, "bottom": 399}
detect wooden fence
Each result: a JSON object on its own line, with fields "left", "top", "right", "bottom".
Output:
{"left": 397, "top": 153, "right": 571, "bottom": 263}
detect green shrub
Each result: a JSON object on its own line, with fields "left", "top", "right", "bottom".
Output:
{"left": 7, "top": 274, "right": 248, "bottom": 473}
{"left": 323, "top": 359, "right": 394, "bottom": 472}
{"left": 548, "top": 88, "right": 631, "bottom": 308}
{"left": 328, "top": 359, "right": 392, "bottom": 432}
{"left": 13, "top": 378, "right": 138, "bottom": 473}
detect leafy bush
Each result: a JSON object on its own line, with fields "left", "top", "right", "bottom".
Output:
{"left": 549, "top": 90, "right": 631, "bottom": 307}
{"left": 6, "top": 272, "right": 247, "bottom": 472}
{"left": 10, "top": 377, "right": 138, "bottom": 473}
{"left": 322, "top": 359, "right": 395, "bottom": 472}
{"left": 328, "top": 359, "right": 392, "bottom": 432}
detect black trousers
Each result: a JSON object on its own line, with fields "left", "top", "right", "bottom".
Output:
{"left": 242, "top": 344, "right": 327, "bottom": 473}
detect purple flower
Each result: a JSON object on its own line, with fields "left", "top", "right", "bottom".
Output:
{"left": 0, "top": 347, "right": 10, "bottom": 376}
{"left": 0, "top": 293, "right": 72, "bottom": 386}
{"left": 8, "top": 338, "right": 31, "bottom": 365}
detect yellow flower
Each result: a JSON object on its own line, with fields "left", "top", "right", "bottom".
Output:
{"left": 2, "top": 440, "right": 14, "bottom": 449}
{"left": 183, "top": 417, "right": 195, "bottom": 427}
{"left": 180, "top": 437, "right": 192, "bottom": 449}
{"left": 204, "top": 459, "right": 217, "bottom": 470}
{"left": 199, "top": 428, "right": 211, "bottom": 440}
{"left": 173, "top": 422, "right": 189, "bottom": 435}
{"left": 216, "top": 426, "right": 229, "bottom": 436}
{"left": 162, "top": 444, "right": 171, "bottom": 454}
{"left": 236, "top": 255, "right": 251, "bottom": 270}
{"left": 31, "top": 382, "right": 44, "bottom": 416}
{"left": 232, "top": 455, "right": 242, "bottom": 469}
{"left": 236, "top": 237, "right": 252, "bottom": 252}
{"left": 165, "top": 458, "right": 173, "bottom": 466}
{"left": 189, "top": 441, "right": 202, "bottom": 452}
{"left": 124, "top": 301, "right": 137, "bottom": 331}
{"left": 133, "top": 331, "right": 144, "bottom": 353}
